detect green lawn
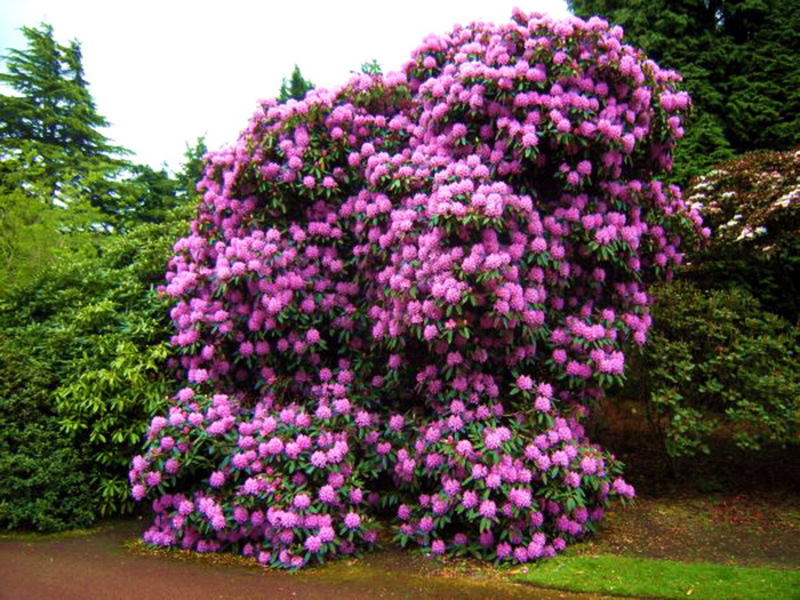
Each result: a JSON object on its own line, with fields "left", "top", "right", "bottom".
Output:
{"left": 515, "top": 554, "right": 800, "bottom": 600}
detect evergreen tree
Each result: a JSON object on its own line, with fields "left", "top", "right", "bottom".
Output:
{"left": 0, "top": 23, "right": 188, "bottom": 238}
{"left": 0, "top": 24, "right": 125, "bottom": 229}
{"left": 175, "top": 136, "right": 208, "bottom": 201}
{"left": 278, "top": 65, "right": 314, "bottom": 102}
{"left": 0, "top": 23, "right": 121, "bottom": 156}
{"left": 567, "top": 0, "right": 800, "bottom": 180}
{"left": 0, "top": 24, "right": 127, "bottom": 186}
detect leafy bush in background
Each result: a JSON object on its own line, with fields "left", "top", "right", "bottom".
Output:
{"left": 130, "top": 10, "right": 702, "bottom": 568}
{"left": 0, "top": 29, "right": 205, "bottom": 528}
{"left": 0, "top": 210, "right": 191, "bottom": 529}
{"left": 0, "top": 419, "right": 95, "bottom": 532}
{"left": 616, "top": 150, "right": 800, "bottom": 472}
{"left": 625, "top": 281, "right": 799, "bottom": 471}
{"left": 0, "top": 338, "right": 95, "bottom": 531}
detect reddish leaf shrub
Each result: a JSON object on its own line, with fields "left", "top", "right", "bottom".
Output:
{"left": 130, "top": 10, "right": 703, "bottom": 568}
{"left": 684, "top": 149, "right": 800, "bottom": 322}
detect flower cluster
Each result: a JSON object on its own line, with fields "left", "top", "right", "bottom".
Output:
{"left": 130, "top": 10, "right": 702, "bottom": 568}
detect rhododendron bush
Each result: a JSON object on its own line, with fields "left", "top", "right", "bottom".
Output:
{"left": 130, "top": 10, "right": 703, "bottom": 568}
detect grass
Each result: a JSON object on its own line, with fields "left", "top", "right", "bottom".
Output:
{"left": 514, "top": 554, "right": 800, "bottom": 600}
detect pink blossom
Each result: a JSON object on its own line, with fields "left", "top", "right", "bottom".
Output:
{"left": 479, "top": 499, "right": 497, "bottom": 519}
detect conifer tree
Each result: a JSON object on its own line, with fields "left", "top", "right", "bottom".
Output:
{"left": 278, "top": 65, "right": 315, "bottom": 102}
{"left": 175, "top": 136, "right": 208, "bottom": 201}
{"left": 0, "top": 23, "right": 189, "bottom": 239}
{"left": 0, "top": 23, "right": 121, "bottom": 156}
{"left": 0, "top": 24, "right": 128, "bottom": 227}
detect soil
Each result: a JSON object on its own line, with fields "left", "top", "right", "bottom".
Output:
{"left": 575, "top": 492, "right": 800, "bottom": 569}
{"left": 577, "top": 398, "right": 800, "bottom": 570}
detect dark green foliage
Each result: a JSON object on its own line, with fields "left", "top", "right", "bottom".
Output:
{"left": 0, "top": 136, "right": 101, "bottom": 289}
{"left": 278, "top": 65, "right": 314, "bottom": 101}
{"left": 115, "top": 164, "right": 184, "bottom": 225}
{"left": 0, "top": 418, "right": 95, "bottom": 532}
{"left": 671, "top": 113, "right": 735, "bottom": 186}
{"left": 0, "top": 24, "right": 220, "bottom": 529}
{"left": 0, "top": 132, "right": 198, "bottom": 527}
{"left": 625, "top": 281, "right": 799, "bottom": 470}
{"left": 175, "top": 137, "right": 208, "bottom": 201}
{"left": 0, "top": 336, "right": 95, "bottom": 532}
{"left": 568, "top": 0, "right": 800, "bottom": 181}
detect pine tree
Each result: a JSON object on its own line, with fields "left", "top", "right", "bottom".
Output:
{"left": 278, "top": 65, "right": 314, "bottom": 102}
{"left": 0, "top": 24, "right": 127, "bottom": 220}
{"left": 0, "top": 23, "right": 125, "bottom": 160}
{"left": 0, "top": 23, "right": 190, "bottom": 236}
{"left": 175, "top": 136, "right": 208, "bottom": 201}
{"left": 0, "top": 23, "right": 194, "bottom": 288}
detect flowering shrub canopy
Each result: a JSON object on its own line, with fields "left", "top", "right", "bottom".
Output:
{"left": 130, "top": 10, "right": 703, "bottom": 568}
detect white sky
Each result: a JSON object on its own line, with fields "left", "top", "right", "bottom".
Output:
{"left": 0, "top": 0, "right": 571, "bottom": 171}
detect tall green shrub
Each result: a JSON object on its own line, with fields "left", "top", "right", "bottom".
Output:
{"left": 0, "top": 337, "right": 94, "bottom": 531}
{"left": 625, "top": 281, "right": 799, "bottom": 470}
{"left": 0, "top": 209, "right": 191, "bottom": 526}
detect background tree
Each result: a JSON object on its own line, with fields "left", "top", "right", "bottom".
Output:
{"left": 0, "top": 23, "right": 187, "bottom": 234}
{"left": 567, "top": 0, "right": 800, "bottom": 181}
{"left": 0, "top": 23, "right": 120, "bottom": 155}
{"left": 0, "top": 24, "right": 126, "bottom": 202}
{"left": 277, "top": 64, "right": 314, "bottom": 101}
{"left": 174, "top": 136, "right": 208, "bottom": 201}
